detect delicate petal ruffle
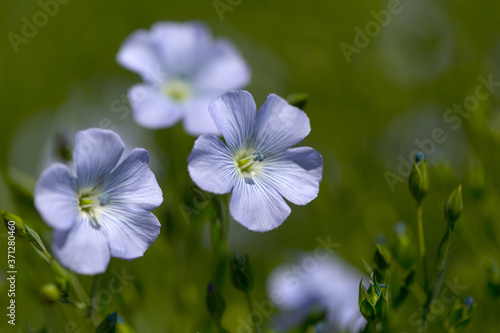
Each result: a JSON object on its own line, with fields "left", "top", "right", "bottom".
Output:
{"left": 116, "top": 29, "right": 166, "bottom": 83}
{"left": 53, "top": 215, "right": 110, "bottom": 275}
{"left": 253, "top": 94, "right": 311, "bottom": 154}
{"left": 103, "top": 148, "right": 163, "bottom": 211}
{"left": 182, "top": 94, "right": 220, "bottom": 136}
{"left": 262, "top": 147, "right": 323, "bottom": 205}
{"left": 128, "top": 83, "right": 184, "bottom": 129}
{"left": 73, "top": 128, "right": 124, "bottom": 189}
{"left": 209, "top": 90, "right": 256, "bottom": 150}
{"left": 99, "top": 206, "right": 161, "bottom": 260}
{"left": 193, "top": 39, "right": 251, "bottom": 91}
{"left": 230, "top": 178, "right": 291, "bottom": 232}
{"left": 150, "top": 21, "right": 212, "bottom": 76}
{"left": 188, "top": 134, "right": 237, "bottom": 194}
{"left": 34, "top": 163, "right": 78, "bottom": 230}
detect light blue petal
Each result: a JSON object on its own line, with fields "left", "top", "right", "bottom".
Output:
{"left": 53, "top": 215, "right": 110, "bottom": 275}
{"left": 261, "top": 147, "right": 323, "bottom": 205}
{"left": 188, "top": 134, "right": 236, "bottom": 194}
{"left": 99, "top": 206, "right": 161, "bottom": 260}
{"left": 183, "top": 94, "right": 221, "bottom": 136}
{"left": 193, "top": 39, "right": 251, "bottom": 91}
{"left": 103, "top": 148, "right": 163, "bottom": 211}
{"left": 128, "top": 83, "right": 184, "bottom": 129}
{"left": 209, "top": 90, "right": 256, "bottom": 150}
{"left": 116, "top": 29, "right": 166, "bottom": 83}
{"left": 150, "top": 21, "right": 212, "bottom": 76}
{"left": 253, "top": 94, "right": 311, "bottom": 154}
{"left": 34, "top": 163, "right": 79, "bottom": 230}
{"left": 73, "top": 128, "right": 125, "bottom": 189}
{"left": 229, "top": 178, "right": 291, "bottom": 232}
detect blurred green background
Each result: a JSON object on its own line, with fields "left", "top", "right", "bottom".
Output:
{"left": 2, "top": 0, "right": 500, "bottom": 332}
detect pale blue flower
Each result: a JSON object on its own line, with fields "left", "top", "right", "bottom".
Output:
{"left": 267, "top": 253, "right": 367, "bottom": 332}
{"left": 188, "top": 90, "right": 323, "bottom": 232}
{"left": 34, "top": 128, "right": 163, "bottom": 275}
{"left": 116, "top": 21, "right": 251, "bottom": 136}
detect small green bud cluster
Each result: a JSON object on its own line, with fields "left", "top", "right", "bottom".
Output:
{"left": 443, "top": 296, "right": 477, "bottom": 332}
{"left": 358, "top": 273, "right": 389, "bottom": 323}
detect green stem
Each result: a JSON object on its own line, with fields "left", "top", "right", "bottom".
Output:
{"left": 417, "top": 204, "right": 428, "bottom": 290}
{"left": 212, "top": 195, "right": 229, "bottom": 286}
{"left": 421, "top": 226, "right": 455, "bottom": 332}
{"left": 224, "top": 194, "right": 230, "bottom": 240}
{"left": 70, "top": 273, "right": 88, "bottom": 303}
{"left": 88, "top": 274, "right": 100, "bottom": 320}
{"left": 245, "top": 291, "right": 258, "bottom": 333}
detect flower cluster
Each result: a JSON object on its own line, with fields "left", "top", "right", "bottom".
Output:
{"left": 32, "top": 21, "right": 323, "bottom": 304}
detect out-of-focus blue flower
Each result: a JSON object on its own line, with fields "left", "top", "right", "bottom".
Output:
{"left": 34, "top": 128, "right": 163, "bottom": 275}
{"left": 188, "top": 90, "right": 322, "bottom": 232}
{"left": 116, "top": 21, "right": 251, "bottom": 136}
{"left": 266, "top": 253, "right": 367, "bottom": 332}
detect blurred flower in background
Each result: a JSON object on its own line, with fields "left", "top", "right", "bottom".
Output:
{"left": 35, "top": 128, "right": 163, "bottom": 275}
{"left": 267, "top": 252, "right": 367, "bottom": 332}
{"left": 375, "top": 0, "right": 455, "bottom": 86}
{"left": 116, "top": 21, "right": 251, "bottom": 135}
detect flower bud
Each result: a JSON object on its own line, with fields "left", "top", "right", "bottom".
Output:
{"left": 391, "top": 222, "right": 415, "bottom": 270}
{"left": 485, "top": 261, "right": 500, "bottom": 297}
{"left": 1, "top": 210, "right": 25, "bottom": 238}
{"left": 445, "top": 185, "right": 463, "bottom": 226}
{"left": 358, "top": 274, "right": 389, "bottom": 323}
{"left": 466, "top": 158, "right": 485, "bottom": 199}
{"left": 39, "top": 283, "right": 61, "bottom": 305}
{"left": 55, "top": 132, "right": 73, "bottom": 162}
{"left": 359, "top": 280, "right": 376, "bottom": 322}
{"left": 230, "top": 252, "right": 253, "bottom": 293}
{"left": 409, "top": 153, "right": 429, "bottom": 204}
{"left": 206, "top": 282, "right": 226, "bottom": 323}
{"left": 444, "top": 296, "right": 477, "bottom": 332}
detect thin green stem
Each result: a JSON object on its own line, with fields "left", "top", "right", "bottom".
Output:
{"left": 417, "top": 204, "right": 428, "bottom": 290}
{"left": 245, "top": 291, "right": 258, "bottom": 333}
{"left": 70, "top": 273, "right": 88, "bottom": 303}
{"left": 223, "top": 193, "right": 230, "bottom": 240}
{"left": 212, "top": 195, "right": 229, "bottom": 286}
{"left": 88, "top": 274, "right": 100, "bottom": 321}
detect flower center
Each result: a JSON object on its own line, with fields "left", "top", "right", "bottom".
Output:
{"left": 78, "top": 191, "right": 111, "bottom": 227}
{"left": 163, "top": 79, "right": 191, "bottom": 102}
{"left": 235, "top": 150, "right": 265, "bottom": 177}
